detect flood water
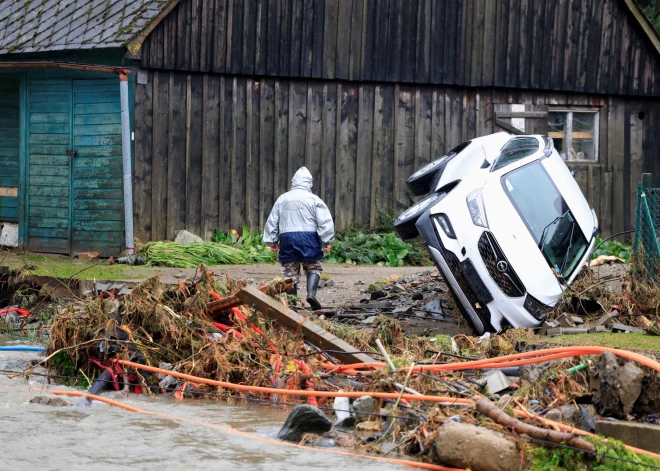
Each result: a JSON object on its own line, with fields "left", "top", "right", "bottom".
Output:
{"left": 0, "top": 337, "right": 405, "bottom": 471}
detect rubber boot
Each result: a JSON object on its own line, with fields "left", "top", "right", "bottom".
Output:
{"left": 286, "top": 283, "right": 298, "bottom": 312}
{"left": 306, "top": 273, "right": 322, "bottom": 311}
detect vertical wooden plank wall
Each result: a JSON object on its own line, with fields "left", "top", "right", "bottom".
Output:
{"left": 134, "top": 72, "right": 643, "bottom": 241}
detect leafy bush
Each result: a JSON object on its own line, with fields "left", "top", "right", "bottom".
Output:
{"left": 326, "top": 231, "right": 431, "bottom": 267}
{"left": 213, "top": 225, "right": 277, "bottom": 264}
{"left": 592, "top": 237, "right": 632, "bottom": 263}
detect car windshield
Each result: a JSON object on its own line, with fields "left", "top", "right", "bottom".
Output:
{"left": 502, "top": 162, "right": 589, "bottom": 278}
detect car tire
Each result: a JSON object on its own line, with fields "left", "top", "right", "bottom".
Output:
{"left": 406, "top": 157, "right": 447, "bottom": 196}
{"left": 393, "top": 192, "right": 444, "bottom": 240}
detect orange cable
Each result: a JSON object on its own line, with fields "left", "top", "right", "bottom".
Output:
{"left": 52, "top": 390, "right": 463, "bottom": 471}
{"left": 116, "top": 359, "right": 473, "bottom": 405}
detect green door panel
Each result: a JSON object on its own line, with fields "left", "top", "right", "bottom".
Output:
{"left": 0, "top": 76, "right": 20, "bottom": 222}
{"left": 27, "top": 80, "right": 71, "bottom": 254}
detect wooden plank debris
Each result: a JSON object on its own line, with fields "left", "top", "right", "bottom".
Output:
{"left": 236, "top": 285, "right": 377, "bottom": 364}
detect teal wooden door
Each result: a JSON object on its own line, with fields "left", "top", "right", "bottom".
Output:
{"left": 72, "top": 79, "right": 123, "bottom": 256}
{"left": 27, "top": 80, "right": 72, "bottom": 254}
{"left": 0, "top": 76, "right": 20, "bottom": 222}
{"left": 27, "top": 79, "right": 123, "bottom": 256}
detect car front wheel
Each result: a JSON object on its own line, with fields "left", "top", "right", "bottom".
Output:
{"left": 393, "top": 192, "right": 445, "bottom": 240}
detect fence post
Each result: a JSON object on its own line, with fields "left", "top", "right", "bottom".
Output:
{"left": 642, "top": 173, "right": 653, "bottom": 189}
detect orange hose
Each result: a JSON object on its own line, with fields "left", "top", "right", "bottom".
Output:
{"left": 52, "top": 390, "right": 463, "bottom": 471}
{"left": 116, "top": 359, "right": 473, "bottom": 405}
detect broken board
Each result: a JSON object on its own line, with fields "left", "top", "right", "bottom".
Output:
{"left": 236, "top": 286, "right": 377, "bottom": 365}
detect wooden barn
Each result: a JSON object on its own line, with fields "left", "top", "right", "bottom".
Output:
{"left": 2, "top": 0, "right": 660, "bottom": 256}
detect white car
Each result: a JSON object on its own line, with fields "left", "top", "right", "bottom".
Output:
{"left": 394, "top": 133, "right": 598, "bottom": 334}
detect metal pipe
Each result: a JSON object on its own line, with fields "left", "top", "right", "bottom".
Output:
{"left": 119, "top": 74, "right": 135, "bottom": 255}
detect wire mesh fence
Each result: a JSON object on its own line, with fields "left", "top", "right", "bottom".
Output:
{"left": 633, "top": 174, "right": 660, "bottom": 287}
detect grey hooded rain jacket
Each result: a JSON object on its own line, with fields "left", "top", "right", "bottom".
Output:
{"left": 263, "top": 167, "right": 335, "bottom": 263}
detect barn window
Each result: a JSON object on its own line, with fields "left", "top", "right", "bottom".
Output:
{"left": 547, "top": 111, "right": 599, "bottom": 161}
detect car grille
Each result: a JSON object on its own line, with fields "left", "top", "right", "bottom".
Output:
{"left": 477, "top": 232, "right": 526, "bottom": 298}
{"left": 442, "top": 248, "right": 492, "bottom": 320}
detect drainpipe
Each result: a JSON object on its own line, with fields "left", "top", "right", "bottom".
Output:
{"left": 119, "top": 73, "right": 134, "bottom": 255}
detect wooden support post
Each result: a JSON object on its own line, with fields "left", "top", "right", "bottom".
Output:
{"left": 236, "top": 286, "right": 377, "bottom": 365}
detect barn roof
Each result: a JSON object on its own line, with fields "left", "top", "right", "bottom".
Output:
{"left": 0, "top": 0, "right": 177, "bottom": 55}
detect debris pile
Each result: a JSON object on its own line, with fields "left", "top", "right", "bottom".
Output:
{"left": 4, "top": 265, "right": 660, "bottom": 470}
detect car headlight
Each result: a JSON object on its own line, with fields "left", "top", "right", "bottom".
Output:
{"left": 524, "top": 294, "right": 550, "bottom": 321}
{"left": 466, "top": 189, "right": 488, "bottom": 228}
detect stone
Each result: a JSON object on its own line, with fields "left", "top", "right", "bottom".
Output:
{"left": 596, "top": 420, "right": 660, "bottom": 453}
{"left": 538, "top": 320, "right": 560, "bottom": 336}
{"left": 370, "top": 290, "right": 386, "bottom": 300}
{"left": 318, "top": 280, "right": 327, "bottom": 288}
{"left": 361, "top": 315, "right": 377, "bottom": 325}
{"left": 389, "top": 283, "right": 406, "bottom": 293}
{"left": 634, "top": 366, "right": 660, "bottom": 416}
{"left": 326, "top": 279, "right": 335, "bottom": 287}
{"left": 545, "top": 404, "right": 595, "bottom": 431}
{"left": 355, "top": 280, "right": 365, "bottom": 285}
{"left": 556, "top": 313, "right": 575, "bottom": 328}
{"left": 571, "top": 316, "right": 585, "bottom": 325}
{"left": 174, "top": 230, "right": 203, "bottom": 244}
{"left": 611, "top": 323, "right": 646, "bottom": 334}
{"left": 520, "top": 361, "right": 560, "bottom": 385}
{"left": 277, "top": 405, "right": 333, "bottom": 442}
{"left": 352, "top": 396, "right": 378, "bottom": 423}
{"left": 590, "top": 352, "right": 645, "bottom": 418}
{"left": 30, "top": 396, "right": 71, "bottom": 407}
{"left": 433, "top": 421, "right": 519, "bottom": 471}
{"left": 497, "top": 394, "right": 512, "bottom": 408}
{"left": 77, "top": 251, "right": 100, "bottom": 261}
{"left": 411, "top": 293, "right": 424, "bottom": 301}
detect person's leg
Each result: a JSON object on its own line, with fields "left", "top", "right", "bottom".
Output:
{"left": 302, "top": 260, "right": 323, "bottom": 311}
{"left": 280, "top": 262, "right": 301, "bottom": 310}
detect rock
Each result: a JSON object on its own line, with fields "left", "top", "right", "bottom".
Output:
{"left": 361, "top": 315, "right": 377, "bottom": 325}
{"left": 318, "top": 280, "right": 326, "bottom": 288}
{"left": 497, "top": 394, "right": 512, "bottom": 407}
{"left": 326, "top": 280, "right": 335, "bottom": 287}
{"left": 411, "top": 293, "right": 424, "bottom": 301}
{"left": 596, "top": 420, "right": 660, "bottom": 453}
{"left": 370, "top": 290, "right": 386, "bottom": 300}
{"left": 634, "top": 365, "right": 660, "bottom": 415}
{"left": 356, "top": 420, "right": 382, "bottom": 431}
{"left": 433, "top": 421, "right": 519, "bottom": 471}
{"left": 389, "top": 283, "right": 406, "bottom": 293}
{"left": 174, "top": 230, "right": 203, "bottom": 244}
{"left": 355, "top": 280, "right": 365, "bottom": 285}
{"left": 589, "top": 352, "right": 645, "bottom": 418}
{"left": 277, "top": 405, "right": 333, "bottom": 442}
{"left": 520, "top": 360, "right": 560, "bottom": 385}
{"left": 556, "top": 313, "right": 575, "bottom": 328}
{"left": 545, "top": 404, "right": 595, "bottom": 431}
{"left": 0, "top": 359, "right": 31, "bottom": 371}
{"left": 352, "top": 396, "right": 378, "bottom": 423}
{"left": 30, "top": 396, "right": 71, "bottom": 407}
{"left": 77, "top": 251, "right": 100, "bottom": 261}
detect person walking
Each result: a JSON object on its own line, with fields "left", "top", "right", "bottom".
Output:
{"left": 263, "top": 167, "right": 334, "bottom": 311}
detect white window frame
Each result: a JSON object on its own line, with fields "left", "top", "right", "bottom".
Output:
{"left": 548, "top": 110, "right": 599, "bottom": 162}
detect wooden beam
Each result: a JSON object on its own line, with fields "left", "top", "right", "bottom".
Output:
{"left": 236, "top": 285, "right": 378, "bottom": 365}
{"left": 494, "top": 118, "right": 523, "bottom": 135}
{"left": 206, "top": 279, "right": 294, "bottom": 314}
{"left": 494, "top": 111, "right": 548, "bottom": 119}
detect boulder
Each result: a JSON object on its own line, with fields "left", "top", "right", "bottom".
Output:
{"left": 544, "top": 404, "right": 596, "bottom": 432}
{"left": 589, "top": 352, "right": 644, "bottom": 418}
{"left": 30, "top": 396, "right": 71, "bottom": 407}
{"left": 174, "top": 230, "right": 203, "bottom": 244}
{"left": 352, "top": 396, "right": 378, "bottom": 423}
{"left": 433, "top": 421, "right": 520, "bottom": 471}
{"left": 277, "top": 405, "right": 333, "bottom": 442}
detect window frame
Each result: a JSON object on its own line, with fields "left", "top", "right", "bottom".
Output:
{"left": 547, "top": 109, "right": 600, "bottom": 162}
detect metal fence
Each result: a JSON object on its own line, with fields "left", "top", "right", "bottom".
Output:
{"left": 633, "top": 173, "right": 660, "bottom": 285}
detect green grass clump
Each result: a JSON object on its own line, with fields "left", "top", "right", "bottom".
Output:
{"left": 368, "top": 280, "right": 389, "bottom": 292}
{"left": 533, "top": 333, "right": 660, "bottom": 353}
{"left": 19, "top": 254, "right": 139, "bottom": 280}
{"left": 528, "top": 437, "right": 660, "bottom": 470}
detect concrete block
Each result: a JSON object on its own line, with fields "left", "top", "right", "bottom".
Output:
{"left": 596, "top": 421, "right": 660, "bottom": 453}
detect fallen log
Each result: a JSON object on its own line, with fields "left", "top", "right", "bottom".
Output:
{"left": 207, "top": 278, "right": 293, "bottom": 314}
{"left": 472, "top": 396, "right": 596, "bottom": 452}
{"left": 236, "top": 285, "right": 377, "bottom": 365}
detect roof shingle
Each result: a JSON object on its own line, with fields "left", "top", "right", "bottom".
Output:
{"left": 0, "top": 0, "right": 171, "bottom": 55}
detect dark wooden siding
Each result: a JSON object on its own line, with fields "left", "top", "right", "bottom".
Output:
{"left": 133, "top": 70, "right": 660, "bottom": 242}
{"left": 139, "top": 0, "right": 660, "bottom": 96}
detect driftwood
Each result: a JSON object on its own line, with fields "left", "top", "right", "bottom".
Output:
{"left": 473, "top": 396, "right": 596, "bottom": 452}
{"left": 206, "top": 278, "right": 294, "bottom": 314}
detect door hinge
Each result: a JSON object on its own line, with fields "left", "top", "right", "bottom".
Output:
{"left": 66, "top": 149, "right": 78, "bottom": 157}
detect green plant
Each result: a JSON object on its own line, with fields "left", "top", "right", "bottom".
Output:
{"left": 592, "top": 237, "right": 632, "bottom": 262}
{"left": 326, "top": 231, "right": 413, "bottom": 267}
{"left": 214, "top": 225, "right": 277, "bottom": 264}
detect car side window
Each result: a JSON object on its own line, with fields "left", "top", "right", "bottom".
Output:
{"left": 492, "top": 137, "right": 540, "bottom": 171}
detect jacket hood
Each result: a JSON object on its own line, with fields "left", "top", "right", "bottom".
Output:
{"left": 291, "top": 167, "right": 313, "bottom": 191}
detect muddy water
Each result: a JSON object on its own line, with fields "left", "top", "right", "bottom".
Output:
{"left": 0, "top": 338, "right": 403, "bottom": 471}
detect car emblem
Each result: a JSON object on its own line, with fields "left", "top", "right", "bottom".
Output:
{"left": 496, "top": 261, "right": 508, "bottom": 273}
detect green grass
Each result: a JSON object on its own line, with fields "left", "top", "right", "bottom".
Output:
{"left": 531, "top": 332, "right": 660, "bottom": 352}
{"left": 12, "top": 254, "right": 146, "bottom": 280}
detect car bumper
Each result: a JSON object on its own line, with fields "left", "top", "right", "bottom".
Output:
{"left": 416, "top": 209, "right": 552, "bottom": 333}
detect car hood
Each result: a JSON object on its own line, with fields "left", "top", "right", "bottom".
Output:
{"left": 482, "top": 175, "right": 564, "bottom": 304}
